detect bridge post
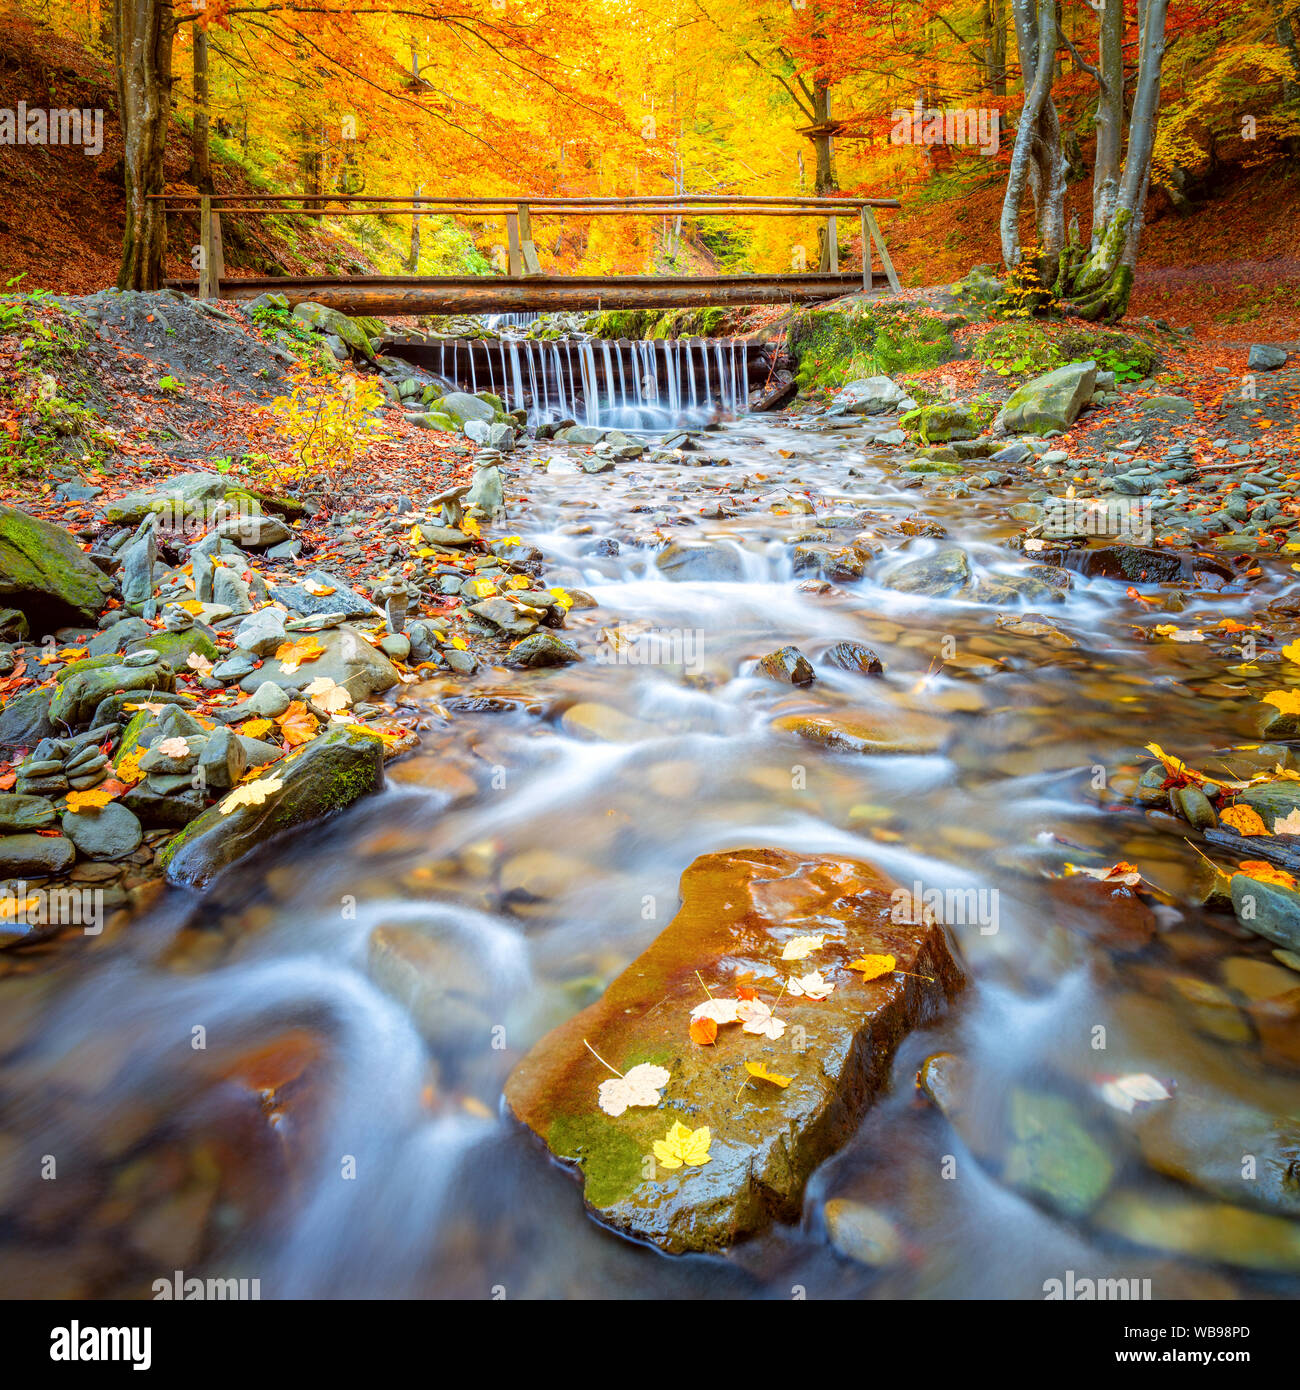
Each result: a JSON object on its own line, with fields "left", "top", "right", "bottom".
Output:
{"left": 826, "top": 214, "right": 838, "bottom": 273}
{"left": 517, "top": 204, "right": 542, "bottom": 276}
{"left": 860, "top": 206, "right": 871, "bottom": 293}
{"left": 506, "top": 212, "right": 522, "bottom": 277}
{"left": 862, "top": 207, "right": 901, "bottom": 294}
{"left": 199, "top": 194, "right": 213, "bottom": 300}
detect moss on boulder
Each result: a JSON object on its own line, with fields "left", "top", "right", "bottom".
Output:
{"left": 158, "top": 726, "right": 385, "bottom": 888}
{"left": 504, "top": 847, "right": 963, "bottom": 1253}
{"left": 0, "top": 502, "right": 113, "bottom": 628}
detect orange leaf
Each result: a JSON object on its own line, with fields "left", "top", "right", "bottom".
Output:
{"left": 1237, "top": 860, "right": 1297, "bottom": 890}
{"left": 275, "top": 701, "right": 318, "bottom": 747}
{"left": 1220, "top": 805, "right": 1271, "bottom": 837}
{"left": 65, "top": 788, "right": 113, "bottom": 812}
{"left": 689, "top": 1016, "right": 718, "bottom": 1046}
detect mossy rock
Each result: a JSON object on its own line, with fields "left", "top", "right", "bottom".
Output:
{"left": 901, "top": 403, "right": 981, "bottom": 443}
{"left": 158, "top": 726, "right": 385, "bottom": 888}
{"left": 0, "top": 502, "right": 114, "bottom": 629}
{"left": 788, "top": 303, "right": 956, "bottom": 392}
{"left": 290, "top": 302, "right": 376, "bottom": 361}
{"left": 504, "top": 847, "right": 963, "bottom": 1253}
{"left": 125, "top": 627, "right": 218, "bottom": 667}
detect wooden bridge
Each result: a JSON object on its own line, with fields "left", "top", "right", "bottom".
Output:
{"left": 158, "top": 193, "right": 902, "bottom": 315}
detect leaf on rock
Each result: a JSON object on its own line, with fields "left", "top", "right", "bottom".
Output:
{"left": 276, "top": 701, "right": 319, "bottom": 747}
{"left": 848, "top": 953, "right": 897, "bottom": 982}
{"left": 652, "top": 1120, "right": 712, "bottom": 1170}
{"left": 302, "top": 676, "right": 352, "bottom": 712}
{"left": 781, "top": 933, "right": 825, "bottom": 961}
{"left": 786, "top": 969, "right": 834, "bottom": 1000}
{"left": 219, "top": 776, "right": 283, "bottom": 814}
{"left": 597, "top": 1061, "right": 670, "bottom": 1117}
{"left": 744, "top": 1061, "right": 791, "bottom": 1088}
{"left": 65, "top": 788, "right": 112, "bottom": 812}
{"left": 1274, "top": 809, "right": 1300, "bottom": 835}
{"left": 274, "top": 635, "right": 325, "bottom": 675}
{"left": 688, "top": 1016, "right": 718, "bottom": 1046}
{"left": 1237, "top": 860, "right": 1298, "bottom": 889}
{"left": 1220, "top": 804, "right": 1271, "bottom": 836}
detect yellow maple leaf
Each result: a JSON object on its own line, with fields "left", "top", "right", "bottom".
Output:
{"left": 1144, "top": 742, "right": 1208, "bottom": 784}
{"left": 652, "top": 1121, "right": 712, "bottom": 1170}
{"left": 848, "top": 953, "right": 897, "bottom": 981}
{"left": 274, "top": 636, "right": 324, "bottom": 675}
{"left": 744, "top": 1061, "right": 791, "bottom": 1088}
{"left": 460, "top": 514, "right": 481, "bottom": 539}
{"left": 238, "top": 718, "right": 274, "bottom": 738}
{"left": 1220, "top": 804, "right": 1271, "bottom": 837}
{"left": 549, "top": 587, "right": 574, "bottom": 612}
{"left": 1282, "top": 641, "right": 1300, "bottom": 665}
{"left": 115, "top": 747, "right": 145, "bottom": 785}
{"left": 174, "top": 599, "right": 205, "bottom": 616}
{"left": 1262, "top": 691, "right": 1300, "bottom": 716}
{"left": 219, "top": 776, "right": 283, "bottom": 814}
{"left": 65, "top": 788, "right": 113, "bottom": 812}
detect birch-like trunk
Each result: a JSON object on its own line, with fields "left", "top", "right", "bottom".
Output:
{"left": 115, "top": 0, "right": 175, "bottom": 291}
{"left": 999, "top": 0, "right": 1059, "bottom": 267}
{"left": 1091, "top": 0, "right": 1124, "bottom": 238}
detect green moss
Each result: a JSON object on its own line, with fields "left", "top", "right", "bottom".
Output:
{"left": 547, "top": 1112, "right": 645, "bottom": 1210}
{"left": 126, "top": 628, "right": 218, "bottom": 667}
{"left": 788, "top": 303, "right": 956, "bottom": 391}
{"left": 586, "top": 307, "right": 739, "bottom": 341}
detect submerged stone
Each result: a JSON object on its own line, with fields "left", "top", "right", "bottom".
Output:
{"left": 504, "top": 847, "right": 963, "bottom": 1253}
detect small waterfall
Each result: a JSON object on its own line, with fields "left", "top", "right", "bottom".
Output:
{"left": 483, "top": 311, "right": 539, "bottom": 331}
{"left": 407, "top": 336, "right": 753, "bottom": 430}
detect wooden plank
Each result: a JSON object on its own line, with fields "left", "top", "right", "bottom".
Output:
{"left": 165, "top": 272, "right": 884, "bottom": 315}
{"left": 517, "top": 204, "right": 542, "bottom": 276}
{"left": 506, "top": 212, "right": 522, "bottom": 278}
{"left": 860, "top": 207, "right": 872, "bottom": 293}
{"left": 198, "top": 194, "right": 213, "bottom": 300}
{"left": 152, "top": 192, "right": 904, "bottom": 210}
{"left": 210, "top": 209, "right": 226, "bottom": 292}
{"left": 863, "top": 207, "right": 901, "bottom": 294}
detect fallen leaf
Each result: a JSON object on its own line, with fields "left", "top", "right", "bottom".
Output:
{"left": 652, "top": 1120, "right": 712, "bottom": 1169}
{"left": 156, "top": 736, "right": 191, "bottom": 758}
{"left": 1275, "top": 809, "right": 1300, "bottom": 835}
{"left": 274, "top": 635, "right": 324, "bottom": 675}
{"left": 276, "top": 701, "right": 318, "bottom": 747}
{"left": 219, "top": 776, "right": 283, "bottom": 814}
{"left": 781, "top": 933, "right": 825, "bottom": 961}
{"left": 597, "top": 1061, "right": 670, "bottom": 1117}
{"left": 737, "top": 997, "right": 786, "bottom": 1039}
{"left": 1237, "top": 860, "right": 1297, "bottom": 890}
{"left": 65, "top": 788, "right": 112, "bottom": 812}
{"left": 786, "top": 970, "right": 834, "bottom": 1000}
{"left": 848, "top": 953, "right": 897, "bottom": 982}
{"left": 302, "top": 676, "right": 352, "bottom": 712}
{"left": 688, "top": 1016, "right": 718, "bottom": 1046}
{"left": 744, "top": 1061, "right": 791, "bottom": 1088}
{"left": 1220, "top": 804, "right": 1271, "bottom": 836}
{"left": 691, "top": 998, "right": 741, "bottom": 1026}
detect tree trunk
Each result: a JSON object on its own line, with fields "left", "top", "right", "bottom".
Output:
{"left": 982, "top": 0, "right": 1008, "bottom": 95}
{"left": 1060, "top": 0, "right": 1171, "bottom": 320}
{"left": 115, "top": 0, "right": 175, "bottom": 291}
{"left": 1000, "top": 0, "right": 1060, "bottom": 268}
{"left": 1092, "top": 0, "right": 1124, "bottom": 239}
{"left": 192, "top": 21, "right": 212, "bottom": 193}
{"left": 812, "top": 78, "right": 839, "bottom": 271}
{"left": 405, "top": 184, "right": 422, "bottom": 273}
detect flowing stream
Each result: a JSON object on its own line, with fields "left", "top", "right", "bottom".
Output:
{"left": 5, "top": 411, "right": 1300, "bottom": 1300}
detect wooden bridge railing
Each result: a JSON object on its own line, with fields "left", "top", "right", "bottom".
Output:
{"left": 154, "top": 192, "right": 902, "bottom": 303}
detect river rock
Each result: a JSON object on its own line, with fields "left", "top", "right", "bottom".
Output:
{"left": 61, "top": 802, "right": 143, "bottom": 861}
{"left": 831, "top": 376, "right": 913, "bottom": 416}
{"left": 881, "top": 547, "right": 971, "bottom": 597}
{"left": 104, "top": 471, "right": 231, "bottom": 526}
{"left": 234, "top": 610, "right": 286, "bottom": 659}
{"left": 503, "top": 847, "right": 963, "bottom": 1253}
{"left": 1093, "top": 1190, "right": 1300, "bottom": 1273}
{"left": 1229, "top": 874, "right": 1300, "bottom": 953}
{"left": 237, "top": 624, "right": 399, "bottom": 701}
{"left": 1135, "top": 1096, "right": 1300, "bottom": 1217}
{"left": 0, "top": 793, "right": 56, "bottom": 833}
{"left": 824, "top": 1198, "right": 904, "bottom": 1267}
{"left": 0, "top": 687, "right": 54, "bottom": 751}
{"left": 158, "top": 727, "right": 386, "bottom": 888}
{"left": 995, "top": 361, "right": 1096, "bottom": 434}
{"left": 0, "top": 503, "right": 114, "bottom": 628}
{"left": 50, "top": 656, "right": 175, "bottom": 729}
{"left": 822, "top": 640, "right": 884, "bottom": 676}
{"left": 655, "top": 541, "right": 745, "bottom": 582}
{"left": 774, "top": 710, "right": 948, "bottom": 755}
{"left": 1247, "top": 345, "right": 1287, "bottom": 371}
{"left": 290, "top": 302, "right": 375, "bottom": 360}
{"left": 215, "top": 513, "right": 292, "bottom": 549}
{"left": 758, "top": 645, "right": 814, "bottom": 685}
{"left": 366, "top": 924, "right": 492, "bottom": 1051}
{"left": 502, "top": 633, "right": 581, "bottom": 668}
{"left": 0, "top": 833, "right": 76, "bottom": 876}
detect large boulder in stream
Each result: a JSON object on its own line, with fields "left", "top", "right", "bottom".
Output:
{"left": 504, "top": 847, "right": 963, "bottom": 1253}
{"left": 158, "top": 727, "right": 386, "bottom": 888}
{"left": 0, "top": 502, "right": 113, "bottom": 628}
